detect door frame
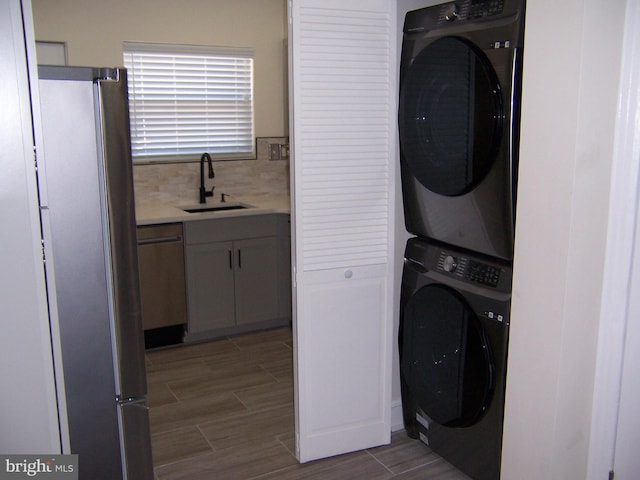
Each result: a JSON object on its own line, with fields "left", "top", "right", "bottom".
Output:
{"left": 586, "top": 0, "right": 640, "bottom": 477}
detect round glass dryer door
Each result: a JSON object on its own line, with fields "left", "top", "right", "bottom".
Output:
{"left": 401, "top": 284, "right": 494, "bottom": 428}
{"left": 399, "top": 36, "right": 503, "bottom": 196}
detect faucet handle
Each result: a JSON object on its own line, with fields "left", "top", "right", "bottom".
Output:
{"left": 200, "top": 185, "right": 214, "bottom": 203}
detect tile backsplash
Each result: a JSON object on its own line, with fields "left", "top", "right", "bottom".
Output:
{"left": 133, "top": 137, "right": 290, "bottom": 206}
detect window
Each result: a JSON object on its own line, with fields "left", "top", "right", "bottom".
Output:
{"left": 123, "top": 42, "right": 255, "bottom": 163}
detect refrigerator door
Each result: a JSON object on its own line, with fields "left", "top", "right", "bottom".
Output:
{"left": 120, "top": 399, "right": 154, "bottom": 479}
{"left": 38, "top": 66, "right": 152, "bottom": 480}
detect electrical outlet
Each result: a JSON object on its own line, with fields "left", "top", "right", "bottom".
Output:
{"left": 269, "top": 143, "right": 281, "bottom": 160}
{"left": 279, "top": 144, "right": 290, "bottom": 160}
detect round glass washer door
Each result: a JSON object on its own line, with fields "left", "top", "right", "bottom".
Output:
{"left": 401, "top": 284, "right": 494, "bottom": 428}
{"left": 399, "top": 36, "right": 503, "bottom": 197}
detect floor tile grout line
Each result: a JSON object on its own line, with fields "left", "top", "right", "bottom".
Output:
{"left": 163, "top": 383, "right": 181, "bottom": 405}
{"left": 244, "top": 462, "right": 296, "bottom": 480}
{"left": 394, "top": 456, "right": 449, "bottom": 477}
{"left": 276, "top": 432, "right": 296, "bottom": 459}
{"left": 196, "top": 423, "right": 220, "bottom": 455}
{"left": 365, "top": 449, "right": 395, "bottom": 475}
{"left": 152, "top": 448, "right": 215, "bottom": 473}
{"left": 258, "top": 362, "right": 284, "bottom": 383}
{"left": 233, "top": 390, "right": 252, "bottom": 411}
{"left": 146, "top": 339, "right": 244, "bottom": 365}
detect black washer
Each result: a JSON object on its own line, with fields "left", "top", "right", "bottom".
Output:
{"left": 400, "top": 237, "right": 512, "bottom": 480}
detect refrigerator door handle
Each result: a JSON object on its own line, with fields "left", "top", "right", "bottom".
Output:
{"left": 95, "top": 68, "right": 148, "bottom": 399}
{"left": 94, "top": 68, "right": 120, "bottom": 83}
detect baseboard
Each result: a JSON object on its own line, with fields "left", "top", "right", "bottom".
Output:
{"left": 183, "top": 318, "right": 291, "bottom": 344}
{"left": 391, "top": 398, "right": 404, "bottom": 432}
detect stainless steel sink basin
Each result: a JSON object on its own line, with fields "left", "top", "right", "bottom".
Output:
{"left": 181, "top": 203, "right": 251, "bottom": 214}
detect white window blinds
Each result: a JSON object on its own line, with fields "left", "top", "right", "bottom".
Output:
{"left": 123, "top": 42, "right": 255, "bottom": 162}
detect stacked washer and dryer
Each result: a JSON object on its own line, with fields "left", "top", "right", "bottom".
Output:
{"left": 397, "top": 1, "right": 525, "bottom": 479}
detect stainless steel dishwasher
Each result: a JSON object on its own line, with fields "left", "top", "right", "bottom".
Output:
{"left": 136, "top": 223, "right": 187, "bottom": 337}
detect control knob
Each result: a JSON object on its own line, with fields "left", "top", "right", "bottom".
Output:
{"left": 444, "top": 3, "right": 460, "bottom": 22}
{"left": 443, "top": 255, "right": 458, "bottom": 273}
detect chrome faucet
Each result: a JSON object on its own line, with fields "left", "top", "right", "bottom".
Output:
{"left": 199, "top": 152, "right": 215, "bottom": 203}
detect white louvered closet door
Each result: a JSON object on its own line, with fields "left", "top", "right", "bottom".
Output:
{"left": 288, "top": 0, "right": 396, "bottom": 463}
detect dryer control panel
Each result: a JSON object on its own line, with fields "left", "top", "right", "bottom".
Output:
{"left": 437, "top": 0, "right": 505, "bottom": 24}
{"left": 404, "top": 0, "right": 521, "bottom": 33}
{"left": 469, "top": 0, "right": 505, "bottom": 19}
{"left": 438, "top": 0, "right": 505, "bottom": 24}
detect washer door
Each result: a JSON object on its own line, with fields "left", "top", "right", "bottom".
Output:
{"left": 399, "top": 36, "right": 503, "bottom": 197}
{"left": 401, "top": 284, "right": 494, "bottom": 428}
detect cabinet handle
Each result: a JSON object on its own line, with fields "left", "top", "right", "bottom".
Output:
{"left": 228, "top": 249, "right": 233, "bottom": 270}
{"left": 137, "top": 235, "right": 182, "bottom": 246}
{"left": 238, "top": 249, "right": 242, "bottom": 269}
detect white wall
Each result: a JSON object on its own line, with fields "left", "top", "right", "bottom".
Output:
{"left": 502, "top": 0, "right": 626, "bottom": 478}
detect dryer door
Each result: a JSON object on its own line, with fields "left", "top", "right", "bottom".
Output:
{"left": 401, "top": 284, "right": 494, "bottom": 428}
{"left": 399, "top": 36, "right": 503, "bottom": 197}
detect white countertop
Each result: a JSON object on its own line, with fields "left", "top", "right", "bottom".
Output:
{"left": 135, "top": 195, "right": 291, "bottom": 226}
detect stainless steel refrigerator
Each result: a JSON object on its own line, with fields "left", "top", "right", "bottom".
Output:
{"left": 37, "top": 65, "right": 153, "bottom": 480}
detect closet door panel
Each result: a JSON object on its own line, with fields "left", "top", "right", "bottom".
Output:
{"left": 289, "top": 0, "right": 396, "bottom": 462}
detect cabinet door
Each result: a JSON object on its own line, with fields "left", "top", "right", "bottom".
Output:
{"left": 186, "top": 241, "right": 235, "bottom": 333}
{"left": 234, "top": 236, "right": 280, "bottom": 325}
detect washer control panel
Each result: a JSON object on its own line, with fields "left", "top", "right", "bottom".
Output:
{"left": 469, "top": 0, "right": 505, "bottom": 19}
{"left": 404, "top": 238, "right": 512, "bottom": 292}
{"left": 436, "top": 252, "right": 501, "bottom": 287}
{"left": 467, "top": 260, "right": 502, "bottom": 287}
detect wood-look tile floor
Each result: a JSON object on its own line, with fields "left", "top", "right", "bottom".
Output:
{"left": 146, "top": 327, "right": 471, "bottom": 480}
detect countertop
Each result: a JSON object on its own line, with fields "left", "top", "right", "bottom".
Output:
{"left": 135, "top": 195, "right": 291, "bottom": 226}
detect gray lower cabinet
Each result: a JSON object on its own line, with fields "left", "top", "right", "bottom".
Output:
{"left": 186, "top": 241, "right": 236, "bottom": 332}
{"left": 184, "top": 214, "right": 290, "bottom": 340}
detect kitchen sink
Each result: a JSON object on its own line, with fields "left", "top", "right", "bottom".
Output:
{"left": 181, "top": 203, "right": 252, "bottom": 214}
